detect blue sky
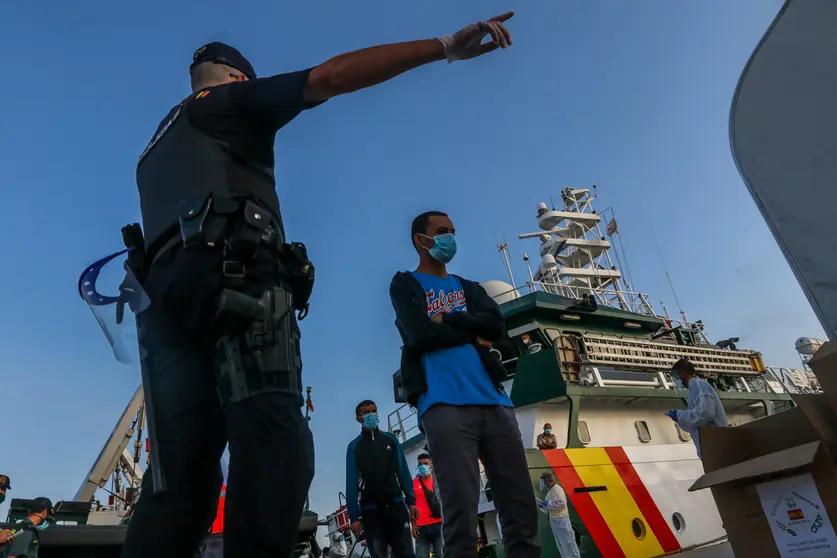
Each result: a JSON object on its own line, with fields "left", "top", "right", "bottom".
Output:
{"left": 0, "top": 0, "right": 820, "bottom": 545}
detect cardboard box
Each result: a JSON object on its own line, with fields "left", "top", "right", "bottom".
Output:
{"left": 688, "top": 340, "right": 837, "bottom": 558}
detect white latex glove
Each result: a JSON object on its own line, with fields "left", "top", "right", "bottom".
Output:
{"left": 438, "top": 10, "right": 515, "bottom": 63}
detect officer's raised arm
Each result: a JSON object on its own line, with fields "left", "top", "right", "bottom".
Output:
{"left": 303, "top": 10, "right": 515, "bottom": 102}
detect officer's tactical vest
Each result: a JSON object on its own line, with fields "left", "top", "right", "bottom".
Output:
{"left": 136, "top": 85, "right": 280, "bottom": 253}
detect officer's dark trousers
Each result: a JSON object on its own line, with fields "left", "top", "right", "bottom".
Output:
{"left": 362, "top": 504, "right": 415, "bottom": 558}
{"left": 121, "top": 243, "right": 314, "bottom": 558}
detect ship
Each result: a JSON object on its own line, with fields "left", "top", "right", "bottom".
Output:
{"left": 0, "top": 383, "right": 322, "bottom": 558}
{"left": 5, "top": 0, "right": 833, "bottom": 555}
{"left": 324, "top": 186, "right": 823, "bottom": 558}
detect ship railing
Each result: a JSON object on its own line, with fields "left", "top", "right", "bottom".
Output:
{"left": 388, "top": 404, "right": 421, "bottom": 444}
{"left": 496, "top": 281, "right": 655, "bottom": 317}
{"left": 495, "top": 281, "right": 710, "bottom": 342}
{"left": 766, "top": 366, "right": 822, "bottom": 394}
{"left": 550, "top": 332, "right": 773, "bottom": 393}
{"left": 575, "top": 364, "right": 776, "bottom": 394}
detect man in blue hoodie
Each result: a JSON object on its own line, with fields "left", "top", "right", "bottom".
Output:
{"left": 345, "top": 400, "right": 416, "bottom": 558}
{"left": 389, "top": 211, "right": 540, "bottom": 558}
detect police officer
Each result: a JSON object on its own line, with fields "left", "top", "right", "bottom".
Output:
{"left": 123, "top": 10, "right": 516, "bottom": 558}
{"left": 0, "top": 476, "right": 10, "bottom": 506}
{"left": 0, "top": 497, "right": 54, "bottom": 558}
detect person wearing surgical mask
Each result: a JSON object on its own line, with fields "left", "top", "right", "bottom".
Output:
{"left": 329, "top": 532, "right": 349, "bottom": 558}
{"left": 666, "top": 358, "right": 728, "bottom": 460}
{"left": 389, "top": 211, "right": 540, "bottom": 558}
{"left": 536, "top": 473, "right": 579, "bottom": 558}
{"left": 536, "top": 424, "right": 557, "bottom": 450}
{"left": 0, "top": 497, "right": 55, "bottom": 558}
{"left": 345, "top": 400, "right": 417, "bottom": 558}
{"left": 412, "top": 454, "right": 442, "bottom": 558}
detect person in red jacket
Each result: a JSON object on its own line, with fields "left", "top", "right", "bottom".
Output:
{"left": 197, "top": 484, "right": 226, "bottom": 556}
{"left": 210, "top": 485, "right": 226, "bottom": 534}
{"left": 412, "top": 454, "right": 443, "bottom": 558}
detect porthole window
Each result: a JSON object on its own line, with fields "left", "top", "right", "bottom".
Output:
{"left": 634, "top": 420, "right": 651, "bottom": 443}
{"left": 672, "top": 512, "right": 686, "bottom": 533}
{"left": 577, "top": 420, "right": 591, "bottom": 445}
{"left": 631, "top": 518, "right": 647, "bottom": 540}
{"left": 675, "top": 423, "right": 691, "bottom": 442}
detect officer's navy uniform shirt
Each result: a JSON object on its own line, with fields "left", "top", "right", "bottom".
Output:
{"left": 148, "top": 69, "right": 319, "bottom": 168}
{"left": 140, "top": 68, "right": 323, "bottom": 243}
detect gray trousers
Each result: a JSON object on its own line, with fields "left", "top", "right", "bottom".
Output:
{"left": 415, "top": 523, "right": 443, "bottom": 558}
{"left": 422, "top": 404, "right": 541, "bottom": 558}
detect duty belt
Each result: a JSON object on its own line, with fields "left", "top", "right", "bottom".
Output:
{"left": 169, "top": 194, "right": 314, "bottom": 319}
{"left": 148, "top": 195, "right": 285, "bottom": 268}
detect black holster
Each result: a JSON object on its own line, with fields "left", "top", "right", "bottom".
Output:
{"left": 278, "top": 242, "right": 315, "bottom": 320}
{"left": 121, "top": 223, "right": 147, "bottom": 284}
{"left": 177, "top": 194, "right": 316, "bottom": 320}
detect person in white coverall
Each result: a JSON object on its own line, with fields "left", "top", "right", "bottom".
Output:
{"left": 537, "top": 472, "right": 580, "bottom": 558}
{"left": 666, "top": 358, "right": 729, "bottom": 460}
{"left": 329, "top": 532, "right": 349, "bottom": 558}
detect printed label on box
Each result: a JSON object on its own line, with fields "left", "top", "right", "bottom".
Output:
{"left": 756, "top": 473, "right": 837, "bottom": 556}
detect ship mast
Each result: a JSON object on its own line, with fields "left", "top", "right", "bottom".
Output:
{"left": 518, "top": 185, "right": 654, "bottom": 315}
{"left": 514, "top": 185, "right": 715, "bottom": 345}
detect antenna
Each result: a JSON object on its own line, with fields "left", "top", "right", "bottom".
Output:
{"left": 649, "top": 228, "right": 684, "bottom": 317}
{"left": 523, "top": 253, "right": 535, "bottom": 284}
{"left": 495, "top": 233, "right": 516, "bottom": 288}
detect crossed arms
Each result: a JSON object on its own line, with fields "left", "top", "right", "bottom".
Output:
{"left": 389, "top": 274, "right": 505, "bottom": 354}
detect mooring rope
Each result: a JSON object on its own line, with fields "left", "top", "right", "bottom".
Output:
{"left": 650, "top": 535, "right": 730, "bottom": 557}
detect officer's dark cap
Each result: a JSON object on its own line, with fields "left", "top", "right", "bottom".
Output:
{"left": 0, "top": 475, "right": 10, "bottom": 489}
{"left": 30, "top": 497, "right": 54, "bottom": 515}
{"left": 190, "top": 42, "right": 256, "bottom": 80}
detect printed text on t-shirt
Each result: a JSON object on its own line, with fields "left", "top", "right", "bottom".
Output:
{"left": 425, "top": 289, "right": 466, "bottom": 316}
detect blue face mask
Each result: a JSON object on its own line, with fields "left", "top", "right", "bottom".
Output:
{"left": 422, "top": 233, "right": 457, "bottom": 264}
{"left": 539, "top": 479, "right": 546, "bottom": 491}
{"left": 362, "top": 412, "right": 379, "bottom": 430}
{"left": 544, "top": 429, "right": 552, "bottom": 435}
{"left": 37, "top": 520, "right": 50, "bottom": 531}
{"left": 338, "top": 536, "right": 344, "bottom": 542}
{"left": 417, "top": 464, "right": 431, "bottom": 477}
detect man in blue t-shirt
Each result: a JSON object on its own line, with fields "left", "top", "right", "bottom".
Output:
{"left": 389, "top": 211, "right": 541, "bottom": 558}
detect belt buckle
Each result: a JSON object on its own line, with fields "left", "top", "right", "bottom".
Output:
{"left": 223, "top": 260, "right": 246, "bottom": 278}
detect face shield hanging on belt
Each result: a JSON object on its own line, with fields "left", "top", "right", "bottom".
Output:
{"left": 78, "top": 247, "right": 168, "bottom": 493}
{"left": 78, "top": 248, "right": 150, "bottom": 363}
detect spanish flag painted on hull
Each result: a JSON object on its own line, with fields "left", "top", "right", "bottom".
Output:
{"left": 527, "top": 448, "right": 682, "bottom": 558}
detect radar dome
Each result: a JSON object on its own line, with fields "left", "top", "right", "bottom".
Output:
{"left": 541, "top": 253, "right": 557, "bottom": 268}
{"left": 795, "top": 337, "right": 826, "bottom": 356}
{"left": 481, "top": 280, "right": 520, "bottom": 305}
{"left": 537, "top": 202, "right": 548, "bottom": 211}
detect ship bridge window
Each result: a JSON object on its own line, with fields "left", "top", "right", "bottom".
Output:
{"left": 577, "top": 420, "right": 591, "bottom": 445}
{"left": 634, "top": 420, "right": 651, "bottom": 443}
{"left": 675, "top": 423, "right": 691, "bottom": 442}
